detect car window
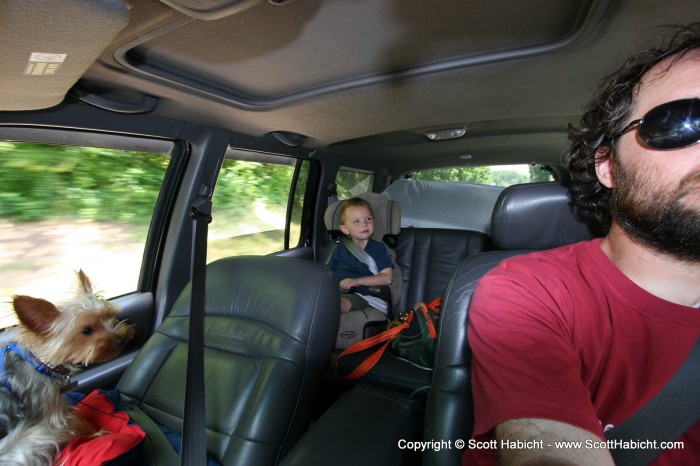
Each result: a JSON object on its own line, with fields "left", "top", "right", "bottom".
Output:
{"left": 207, "top": 152, "right": 312, "bottom": 262}
{"left": 335, "top": 167, "right": 374, "bottom": 199}
{"left": 0, "top": 137, "right": 174, "bottom": 327}
{"left": 411, "top": 164, "right": 553, "bottom": 186}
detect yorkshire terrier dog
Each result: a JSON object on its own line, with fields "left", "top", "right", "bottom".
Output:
{"left": 0, "top": 270, "right": 134, "bottom": 465}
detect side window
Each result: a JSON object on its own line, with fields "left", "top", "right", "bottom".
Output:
{"left": 0, "top": 138, "right": 174, "bottom": 327}
{"left": 207, "top": 152, "right": 312, "bottom": 262}
{"left": 335, "top": 167, "right": 374, "bottom": 199}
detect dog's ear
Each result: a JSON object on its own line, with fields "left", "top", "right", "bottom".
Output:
{"left": 76, "top": 269, "right": 95, "bottom": 295}
{"left": 12, "top": 295, "right": 61, "bottom": 335}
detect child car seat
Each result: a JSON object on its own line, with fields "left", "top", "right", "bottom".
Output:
{"left": 323, "top": 192, "right": 403, "bottom": 314}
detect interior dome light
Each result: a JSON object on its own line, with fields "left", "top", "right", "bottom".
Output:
{"left": 425, "top": 127, "right": 466, "bottom": 141}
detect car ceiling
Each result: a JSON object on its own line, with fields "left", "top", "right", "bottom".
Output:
{"left": 2, "top": 0, "right": 699, "bottom": 175}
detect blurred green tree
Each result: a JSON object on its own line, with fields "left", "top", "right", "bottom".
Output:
{"left": 411, "top": 166, "right": 492, "bottom": 184}
{"left": 0, "top": 142, "right": 168, "bottom": 223}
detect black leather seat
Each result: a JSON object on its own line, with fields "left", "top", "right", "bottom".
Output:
{"left": 331, "top": 223, "right": 493, "bottom": 395}
{"left": 394, "top": 227, "right": 492, "bottom": 312}
{"left": 117, "top": 256, "right": 339, "bottom": 466}
{"left": 423, "top": 182, "right": 597, "bottom": 466}
{"left": 279, "top": 383, "right": 421, "bottom": 466}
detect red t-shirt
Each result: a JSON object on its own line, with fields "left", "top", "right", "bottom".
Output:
{"left": 464, "top": 238, "right": 700, "bottom": 465}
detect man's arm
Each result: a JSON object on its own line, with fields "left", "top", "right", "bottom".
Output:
{"left": 494, "top": 418, "right": 615, "bottom": 466}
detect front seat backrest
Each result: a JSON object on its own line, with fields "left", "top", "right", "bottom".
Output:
{"left": 423, "top": 182, "right": 597, "bottom": 466}
{"left": 117, "top": 256, "right": 339, "bottom": 466}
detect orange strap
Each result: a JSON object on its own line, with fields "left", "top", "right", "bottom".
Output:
{"left": 334, "top": 296, "right": 443, "bottom": 382}
{"left": 333, "top": 314, "right": 412, "bottom": 382}
{"left": 418, "top": 302, "right": 437, "bottom": 338}
{"left": 426, "top": 296, "right": 443, "bottom": 313}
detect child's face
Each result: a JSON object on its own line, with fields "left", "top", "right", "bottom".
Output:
{"left": 340, "top": 205, "right": 375, "bottom": 241}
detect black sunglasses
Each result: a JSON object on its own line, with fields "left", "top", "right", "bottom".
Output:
{"left": 614, "top": 97, "right": 700, "bottom": 150}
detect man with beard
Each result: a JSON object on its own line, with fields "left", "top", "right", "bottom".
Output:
{"left": 464, "top": 23, "right": 700, "bottom": 466}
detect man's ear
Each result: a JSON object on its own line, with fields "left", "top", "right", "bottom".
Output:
{"left": 595, "top": 146, "right": 614, "bottom": 189}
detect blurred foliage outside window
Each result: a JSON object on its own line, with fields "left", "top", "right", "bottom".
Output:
{"left": 411, "top": 164, "right": 552, "bottom": 186}
{"left": 0, "top": 141, "right": 170, "bottom": 326}
{"left": 336, "top": 168, "right": 374, "bottom": 199}
{"left": 207, "top": 157, "right": 310, "bottom": 262}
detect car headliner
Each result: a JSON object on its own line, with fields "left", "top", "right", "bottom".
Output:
{"left": 2, "top": 0, "right": 699, "bottom": 174}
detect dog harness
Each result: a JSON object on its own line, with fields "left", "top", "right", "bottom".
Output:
{"left": 0, "top": 343, "right": 73, "bottom": 395}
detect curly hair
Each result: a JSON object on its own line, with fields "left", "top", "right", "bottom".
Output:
{"left": 339, "top": 197, "right": 373, "bottom": 224}
{"left": 565, "top": 22, "right": 700, "bottom": 233}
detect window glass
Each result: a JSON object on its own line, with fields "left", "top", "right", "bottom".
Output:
{"left": 410, "top": 164, "right": 553, "bottom": 186}
{"left": 207, "top": 154, "right": 310, "bottom": 261}
{"left": 336, "top": 167, "right": 374, "bottom": 199}
{"left": 0, "top": 140, "right": 172, "bottom": 327}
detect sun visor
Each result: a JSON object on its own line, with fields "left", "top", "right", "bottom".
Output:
{"left": 382, "top": 180, "right": 503, "bottom": 234}
{"left": 0, "top": 0, "right": 129, "bottom": 111}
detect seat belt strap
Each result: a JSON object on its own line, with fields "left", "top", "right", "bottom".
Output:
{"left": 121, "top": 402, "right": 180, "bottom": 466}
{"left": 342, "top": 236, "right": 378, "bottom": 274}
{"left": 606, "top": 334, "right": 700, "bottom": 466}
{"left": 180, "top": 197, "right": 211, "bottom": 466}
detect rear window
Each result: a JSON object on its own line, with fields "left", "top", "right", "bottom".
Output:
{"left": 385, "top": 164, "right": 554, "bottom": 233}
{"left": 410, "top": 164, "right": 553, "bottom": 186}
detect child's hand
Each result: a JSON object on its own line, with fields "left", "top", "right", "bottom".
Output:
{"left": 339, "top": 278, "right": 358, "bottom": 291}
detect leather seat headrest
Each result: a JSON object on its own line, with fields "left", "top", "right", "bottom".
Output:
{"left": 491, "top": 182, "right": 596, "bottom": 250}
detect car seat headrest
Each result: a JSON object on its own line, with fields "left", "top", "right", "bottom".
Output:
{"left": 324, "top": 192, "right": 401, "bottom": 241}
{"left": 491, "top": 182, "right": 596, "bottom": 250}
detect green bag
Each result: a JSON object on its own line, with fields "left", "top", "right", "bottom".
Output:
{"left": 334, "top": 297, "right": 442, "bottom": 381}
{"left": 388, "top": 298, "right": 442, "bottom": 367}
